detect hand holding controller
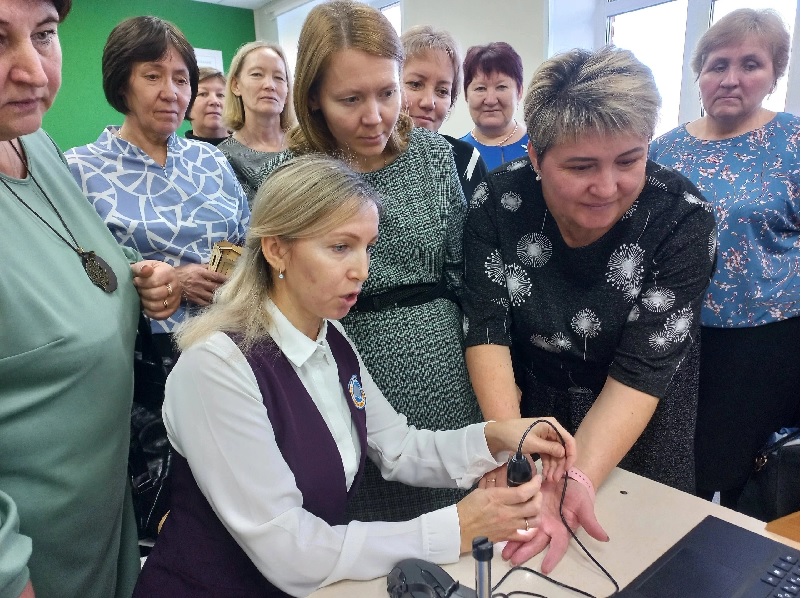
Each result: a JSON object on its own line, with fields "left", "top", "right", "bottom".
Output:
{"left": 506, "top": 452, "right": 533, "bottom": 487}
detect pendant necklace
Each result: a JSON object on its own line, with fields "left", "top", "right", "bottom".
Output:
{"left": 473, "top": 120, "right": 519, "bottom": 164}
{"left": 0, "top": 139, "right": 117, "bottom": 292}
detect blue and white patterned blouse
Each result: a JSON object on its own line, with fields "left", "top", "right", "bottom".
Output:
{"left": 66, "top": 127, "right": 250, "bottom": 333}
{"left": 650, "top": 112, "right": 799, "bottom": 328}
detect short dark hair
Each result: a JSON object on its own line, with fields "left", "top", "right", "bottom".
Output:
{"left": 463, "top": 42, "right": 523, "bottom": 96}
{"left": 102, "top": 16, "right": 199, "bottom": 115}
{"left": 50, "top": 0, "right": 72, "bottom": 21}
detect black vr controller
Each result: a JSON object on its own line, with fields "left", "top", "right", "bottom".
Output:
{"left": 506, "top": 451, "right": 534, "bottom": 486}
{"left": 386, "top": 558, "right": 477, "bottom": 598}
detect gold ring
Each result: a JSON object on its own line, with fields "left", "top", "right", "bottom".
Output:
{"left": 524, "top": 517, "right": 530, "bottom": 532}
{"left": 163, "top": 299, "right": 169, "bottom": 308}
{"left": 166, "top": 283, "right": 173, "bottom": 296}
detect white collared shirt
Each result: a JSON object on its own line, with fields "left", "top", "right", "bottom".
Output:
{"left": 266, "top": 304, "right": 361, "bottom": 489}
{"left": 163, "top": 303, "right": 502, "bottom": 596}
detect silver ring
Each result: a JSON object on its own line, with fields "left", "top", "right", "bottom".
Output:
{"left": 166, "top": 283, "right": 173, "bottom": 296}
{"left": 163, "top": 299, "right": 169, "bottom": 308}
{"left": 488, "top": 478, "right": 496, "bottom": 484}
{"left": 524, "top": 517, "right": 530, "bottom": 532}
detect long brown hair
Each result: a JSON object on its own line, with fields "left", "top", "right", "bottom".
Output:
{"left": 287, "top": 0, "right": 412, "bottom": 156}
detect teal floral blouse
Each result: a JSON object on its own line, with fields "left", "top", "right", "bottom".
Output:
{"left": 650, "top": 112, "right": 800, "bottom": 328}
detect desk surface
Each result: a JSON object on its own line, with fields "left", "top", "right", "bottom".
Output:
{"left": 310, "top": 468, "right": 798, "bottom": 598}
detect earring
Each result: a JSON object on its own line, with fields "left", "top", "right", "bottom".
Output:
{"left": 278, "top": 269, "right": 284, "bottom": 280}
{"left": 535, "top": 171, "right": 542, "bottom": 182}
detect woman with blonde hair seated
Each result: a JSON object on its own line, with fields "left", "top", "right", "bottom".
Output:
{"left": 133, "top": 153, "right": 574, "bottom": 597}
{"left": 257, "top": 0, "right": 484, "bottom": 524}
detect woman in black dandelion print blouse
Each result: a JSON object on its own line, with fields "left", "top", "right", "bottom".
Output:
{"left": 462, "top": 46, "right": 716, "bottom": 574}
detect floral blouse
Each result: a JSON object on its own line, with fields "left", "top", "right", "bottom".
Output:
{"left": 649, "top": 112, "right": 800, "bottom": 328}
{"left": 462, "top": 158, "right": 716, "bottom": 399}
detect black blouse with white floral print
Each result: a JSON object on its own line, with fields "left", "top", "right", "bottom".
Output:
{"left": 463, "top": 157, "right": 716, "bottom": 401}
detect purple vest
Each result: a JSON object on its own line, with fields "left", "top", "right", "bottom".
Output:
{"left": 134, "top": 325, "right": 368, "bottom": 597}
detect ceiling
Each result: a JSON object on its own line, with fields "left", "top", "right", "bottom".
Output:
{"left": 191, "top": 0, "right": 269, "bottom": 9}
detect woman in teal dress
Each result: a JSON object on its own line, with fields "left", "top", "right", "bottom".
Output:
{"left": 257, "top": 0, "right": 481, "bottom": 522}
{"left": 0, "top": 2, "right": 178, "bottom": 597}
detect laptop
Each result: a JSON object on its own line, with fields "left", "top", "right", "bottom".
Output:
{"left": 617, "top": 515, "right": 799, "bottom": 598}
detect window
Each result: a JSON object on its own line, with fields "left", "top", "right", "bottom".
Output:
{"left": 607, "top": 1, "right": 689, "bottom": 136}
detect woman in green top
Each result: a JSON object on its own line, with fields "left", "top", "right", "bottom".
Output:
{"left": 0, "top": 2, "right": 179, "bottom": 597}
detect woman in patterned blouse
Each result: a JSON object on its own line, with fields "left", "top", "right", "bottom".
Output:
{"left": 66, "top": 16, "right": 250, "bottom": 356}
{"left": 462, "top": 46, "right": 716, "bottom": 574}
{"left": 650, "top": 9, "right": 799, "bottom": 515}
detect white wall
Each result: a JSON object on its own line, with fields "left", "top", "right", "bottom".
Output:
{"left": 548, "top": 0, "right": 598, "bottom": 55}
{"left": 402, "top": 0, "right": 549, "bottom": 138}
{"left": 253, "top": 6, "right": 279, "bottom": 42}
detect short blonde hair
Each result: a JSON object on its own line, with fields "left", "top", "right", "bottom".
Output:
{"left": 287, "top": 0, "right": 412, "bottom": 156}
{"left": 223, "top": 41, "right": 296, "bottom": 132}
{"left": 177, "top": 154, "right": 381, "bottom": 352}
{"left": 692, "top": 8, "right": 791, "bottom": 87}
{"left": 401, "top": 25, "right": 463, "bottom": 108}
{"left": 524, "top": 46, "right": 661, "bottom": 157}
{"left": 198, "top": 66, "right": 225, "bottom": 85}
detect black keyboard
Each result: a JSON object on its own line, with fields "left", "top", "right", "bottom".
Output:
{"left": 751, "top": 553, "right": 800, "bottom": 598}
{"left": 617, "top": 516, "right": 800, "bottom": 598}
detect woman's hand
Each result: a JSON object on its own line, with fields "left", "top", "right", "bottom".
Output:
{"left": 457, "top": 475, "right": 543, "bottom": 553}
{"left": 501, "top": 476, "right": 608, "bottom": 573}
{"left": 484, "top": 418, "right": 576, "bottom": 482}
{"left": 176, "top": 263, "right": 227, "bottom": 306}
{"left": 132, "top": 260, "right": 179, "bottom": 319}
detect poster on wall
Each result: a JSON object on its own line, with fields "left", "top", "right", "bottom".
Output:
{"left": 194, "top": 48, "right": 225, "bottom": 73}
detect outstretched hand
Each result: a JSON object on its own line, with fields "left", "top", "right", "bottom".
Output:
{"left": 501, "top": 476, "right": 608, "bottom": 574}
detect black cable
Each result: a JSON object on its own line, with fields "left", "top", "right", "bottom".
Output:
{"left": 494, "top": 420, "right": 620, "bottom": 598}
{"left": 492, "top": 565, "right": 594, "bottom": 598}
{"left": 492, "top": 590, "right": 549, "bottom": 598}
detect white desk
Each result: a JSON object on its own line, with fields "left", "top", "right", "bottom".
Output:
{"left": 310, "top": 468, "right": 798, "bottom": 598}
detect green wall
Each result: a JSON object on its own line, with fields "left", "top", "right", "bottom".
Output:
{"left": 43, "top": 0, "right": 255, "bottom": 151}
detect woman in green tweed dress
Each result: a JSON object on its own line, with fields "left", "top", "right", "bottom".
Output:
{"left": 257, "top": 0, "right": 481, "bottom": 521}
